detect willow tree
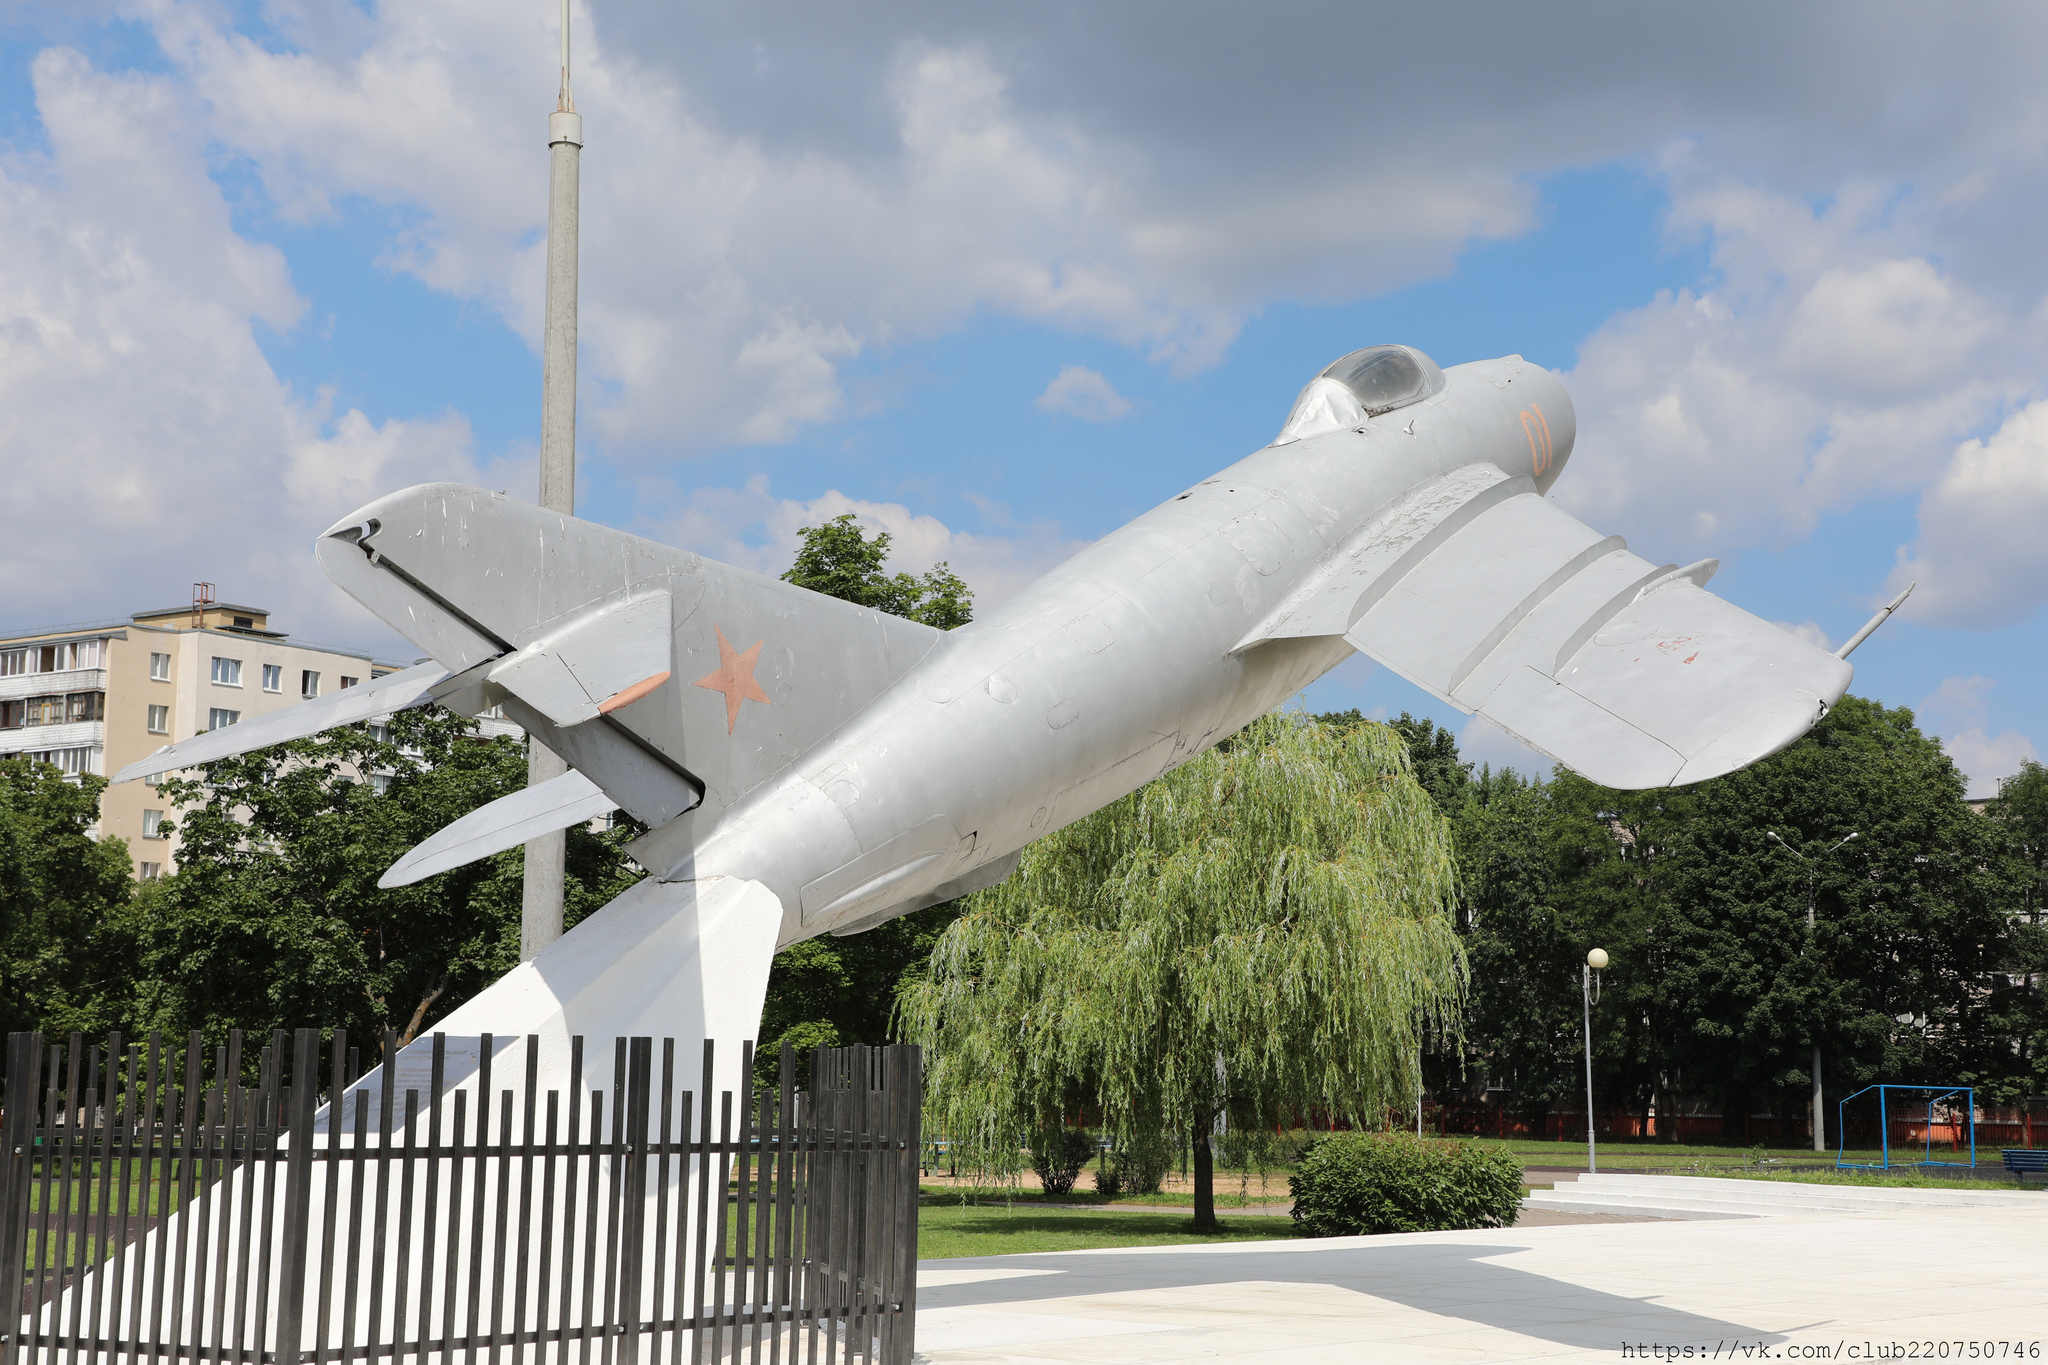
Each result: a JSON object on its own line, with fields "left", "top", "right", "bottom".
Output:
{"left": 899, "top": 712, "right": 1465, "bottom": 1230}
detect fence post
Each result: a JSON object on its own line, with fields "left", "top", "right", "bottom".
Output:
{"left": 887, "top": 1046, "right": 921, "bottom": 1365}
{"left": 276, "top": 1028, "right": 322, "bottom": 1363}
{"left": 618, "top": 1038, "right": 651, "bottom": 1365}
{"left": 0, "top": 1034, "right": 43, "bottom": 1365}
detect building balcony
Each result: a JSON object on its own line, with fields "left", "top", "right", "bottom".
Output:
{"left": 0, "top": 720, "right": 105, "bottom": 750}
{"left": 0, "top": 669, "right": 107, "bottom": 701}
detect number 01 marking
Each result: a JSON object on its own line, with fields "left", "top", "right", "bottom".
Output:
{"left": 1521, "top": 404, "right": 1553, "bottom": 476}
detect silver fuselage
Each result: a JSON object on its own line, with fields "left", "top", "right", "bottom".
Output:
{"left": 678, "top": 354, "right": 1573, "bottom": 945}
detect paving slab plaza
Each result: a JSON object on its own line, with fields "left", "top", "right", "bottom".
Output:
{"left": 914, "top": 1205, "right": 2047, "bottom": 1363}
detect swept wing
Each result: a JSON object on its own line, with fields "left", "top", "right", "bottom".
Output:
{"left": 1236, "top": 463, "right": 1851, "bottom": 788}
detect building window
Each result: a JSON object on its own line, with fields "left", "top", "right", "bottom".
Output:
{"left": 13, "top": 640, "right": 105, "bottom": 674}
{"left": 207, "top": 708, "right": 240, "bottom": 731}
{"left": 301, "top": 670, "right": 320, "bottom": 699}
{"left": 147, "top": 704, "right": 169, "bottom": 734}
{"left": 232, "top": 615, "right": 254, "bottom": 629}
{"left": 142, "top": 810, "right": 165, "bottom": 839}
{"left": 143, "top": 772, "right": 160, "bottom": 788}
{"left": 210, "top": 657, "right": 242, "bottom": 686}
{"left": 7, "top": 696, "right": 63, "bottom": 727}
{"left": 150, "top": 652, "right": 171, "bottom": 681}
{"left": 339, "top": 676, "right": 358, "bottom": 689}
{"left": 65, "top": 692, "right": 105, "bottom": 723}
{"left": 24, "top": 746, "right": 96, "bottom": 776}
{"left": 367, "top": 773, "right": 392, "bottom": 794}
{"left": 137, "top": 862, "right": 162, "bottom": 881}
{"left": 262, "top": 664, "right": 282, "bottom": 693}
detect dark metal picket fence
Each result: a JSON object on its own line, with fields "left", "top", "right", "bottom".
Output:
{"left": 0, "top": 1029, "right": 920, "bottom": 1364}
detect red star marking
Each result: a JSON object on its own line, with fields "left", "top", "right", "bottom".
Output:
{"left": 693, "top": 625, "right": 772, "bottom": 734}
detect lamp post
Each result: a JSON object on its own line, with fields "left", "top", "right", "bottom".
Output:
{"left": 1583, "top": 947, "right": 1608, "bottom": 1173}
{"left": 1766, "top": 829, "right": 1859, "bottom": 1153}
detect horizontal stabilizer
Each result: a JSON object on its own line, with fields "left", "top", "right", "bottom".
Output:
{"left": 110, "top": 660, "right": 450, "bottom": 785}
{"left": 377, "top": 769, "right": 617, "bottom": 888}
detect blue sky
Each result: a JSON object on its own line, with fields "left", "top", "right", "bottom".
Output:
{"left": 2, "top": 2, "right": 2044, "bottom": 792}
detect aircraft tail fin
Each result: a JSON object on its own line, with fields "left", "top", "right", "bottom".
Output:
{"left": 317, "top": 484, "right": 942, "bottom": 835}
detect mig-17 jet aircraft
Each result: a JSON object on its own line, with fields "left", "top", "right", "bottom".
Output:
{"left": 114, "top": 345, "right": 1900, "bottom": 1090}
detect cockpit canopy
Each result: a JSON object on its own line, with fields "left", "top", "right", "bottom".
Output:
{"left": 1323, "top": 345, "right": 1444, "bottom": 415}
{"left": 1274, "top": 344, "right": 1447, "bottom": 445}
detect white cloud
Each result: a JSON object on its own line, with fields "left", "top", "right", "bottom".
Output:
{"left": 283, "top": 403, "right": 489, "bottom": 514}
{"left": 0, "top": 45, "right": 500, "bottom": 648}
{"left": 1035, "top": 366, "right": 1132, "bottom": 422}
{"left": 1778, "top": 259, "right": 1993, "bottom": 400}
{"left": 1893, "top": 398, "right": 2048, "bottom": 628}
{"left": 143, "top": 19, "right": 1265, "bottom": 449}
{"left": 657, "top": 477, "right": 1091, "bottom": 612}
{"left": 10, "top": 0, "right": 2048, "bottom": 649}
{"left": 1919, "top": 674, "right": 1996, "bottom": 731}
{"left": 1941, "top": 729, "right": 2040, "bottom": 800}
{"left": 1774, "top": 620, "right": 1835, "bottom": 651}
{"left": 1556, "top": 179, "right": 2026, "bottom": 562}
{"left": 1916, "top": 676, "right": 2038, "bottom": 799}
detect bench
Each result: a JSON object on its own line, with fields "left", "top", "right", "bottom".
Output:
{"left": 1999, "top": 1148, "right": 2048, "bottom": 1183}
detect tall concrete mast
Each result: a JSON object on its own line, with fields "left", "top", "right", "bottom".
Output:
{"left": 522, "top": 0, "right": 583, "bottom": 961}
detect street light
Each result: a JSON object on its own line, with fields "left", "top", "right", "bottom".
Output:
{"left": 1583, "top": 947, "right": 1608, "bottom": 1173}
{"left": 1766, "top": 829, "right": 1860, "bottom": 1153}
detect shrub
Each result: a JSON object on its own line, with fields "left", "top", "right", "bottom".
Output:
{"left": 1289, "top": 1132, "right": 1523, "bottom": 1236}
{"left": 1104, "top": 1133, "right": 1172, "bottom": 1195}
{"left": 1092, "top": 1165, "right": 1121, "bottom": 1196}
{"left": 1030, "top": 1129, "right": 1098, "bottom": 1197}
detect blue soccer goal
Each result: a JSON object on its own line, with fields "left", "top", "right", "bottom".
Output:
{"left": 1836, "top": 1084, "right": 1977, "bottom": 1170}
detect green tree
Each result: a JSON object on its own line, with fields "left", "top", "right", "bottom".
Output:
{"left": 1652, "top": 697, "right": 2012, "bottom": 1132}
{"left": 1988, "top": 758, "right": 2048, "bottom": 926}
{"left": 1340, "top": 711, "right": 1473, "bottom": 816}
{"left": 0, "top": 759, "right": 136, "bottom": 1037}
{"left": 755, "top": 904, "right": 963, "bottom": 1080}
{"left": 1450, "top": 766, "right": 1587, "bottom": 1123}
{"left": 756, "top": 515, "right": 977, "bottom": 1072}
{"left": 901, "top": 713, "right": 1465, "bottom": 1230}
{"left": 1427, "top": 695, "right": 2035, "bottom": 1142}
{"left": 134, "top": 708, "right": 642, "bottom": 1053}
{"left": 1541, "top": 772, "right": 1696, "bottom": 1140}
{"left": 781, "top": 512, "right": 974, "bottom": 629}
{"left": 1970, "top": 758, "right": 2047, "bottom": 1103}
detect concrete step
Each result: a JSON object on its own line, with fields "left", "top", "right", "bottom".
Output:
{"left": 1523, "top": 1172, "right": 2047, "bottom": 1220}
{"left": 1571, "top": 1173, "right": 2042, "bottom": 1209}
{"left": 1522, "top": 1192, "right": 1757, "bottom": 1221}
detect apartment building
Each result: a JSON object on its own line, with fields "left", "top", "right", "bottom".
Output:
{"left": 0, "top": 590, "right": 516, "bottom": 880}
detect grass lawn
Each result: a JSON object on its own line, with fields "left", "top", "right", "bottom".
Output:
{"left": 919, "top": 1184, "right": 1287, "bottom": 1211}
{"left": 918, "top": 1201, "right": 1299, "bottom": 1260}
{"left": 1698, "top": 1167, "right": 2038, "bottom": 1191}
{"left": 1458, "top": 1135, "right": 1910, "bottom": 1169}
